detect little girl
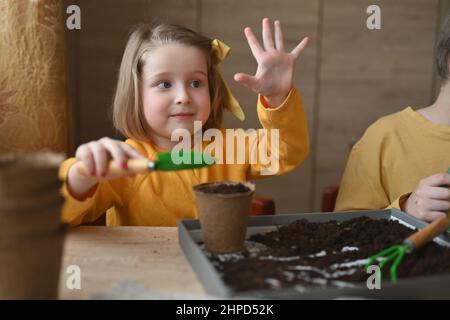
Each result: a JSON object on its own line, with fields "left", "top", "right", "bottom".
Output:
{"left": 60, "top": 18, "right": 310, "bottom": 226}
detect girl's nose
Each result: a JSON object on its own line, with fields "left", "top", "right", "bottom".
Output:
{"left": 175, "top": 87, "right": 191, "bottom": 105}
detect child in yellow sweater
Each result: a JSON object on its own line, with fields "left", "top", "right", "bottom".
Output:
{"left": 335, "top": 16, "right": 450, "bottom": 222}
{"left": 60, "top": 18, "right": 310, "bottom": 226}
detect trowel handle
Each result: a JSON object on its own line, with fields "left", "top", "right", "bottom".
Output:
{"left": 406, "top": 216, "right": 450, "bottom": 250}
{"left": 74, "top": 159, "right": 153, "bottom": 176}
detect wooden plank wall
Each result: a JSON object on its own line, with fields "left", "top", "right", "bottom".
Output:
{"left": 66, "top": 0, "right": 443, "bottom": 214}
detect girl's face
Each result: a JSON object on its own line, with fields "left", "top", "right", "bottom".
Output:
{"left": 140, "top": 44, "right": 211, "bottom": 149}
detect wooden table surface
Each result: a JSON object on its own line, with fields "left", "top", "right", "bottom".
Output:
{"left": 58, "top": 226, "right": 207, "bottom": 299}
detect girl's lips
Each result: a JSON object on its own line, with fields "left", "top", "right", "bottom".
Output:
{"left": 170, "top": 113, "right": 195, "bottom": 118}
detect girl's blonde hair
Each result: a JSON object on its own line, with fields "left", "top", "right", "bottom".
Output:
{"left": 112, "top": 23, "right": 226, "bottom": 142}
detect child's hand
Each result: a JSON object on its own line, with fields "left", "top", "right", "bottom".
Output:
{"left": 402, "top": 173, "right": 450, "bottom": 222}
{"left": 234, "top": 17, "right": 309, "bottom": 107}
{"left": 74, "top": 137, "right": 146, "bottom": 179}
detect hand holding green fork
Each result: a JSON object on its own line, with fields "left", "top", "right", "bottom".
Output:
{"left": 365, "top": 168, "right": 450, "bottom": 283}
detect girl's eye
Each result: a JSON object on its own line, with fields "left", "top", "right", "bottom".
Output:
{"left": 191, "top": 80, "right": 201, "bottom": 88}
{"left": 157, "top": 81, "right": 171, "bottom": 89}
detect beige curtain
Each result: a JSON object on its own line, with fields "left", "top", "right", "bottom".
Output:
{"left": 0, "top": 0, "right": 71, "bottom": 154}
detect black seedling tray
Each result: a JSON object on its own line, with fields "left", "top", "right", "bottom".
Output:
{"left": 178, "top": 209, "right": 450, "bottom": 299}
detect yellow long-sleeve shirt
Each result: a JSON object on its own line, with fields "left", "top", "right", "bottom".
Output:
{"left": 335, "top": 107, "right": 450, "bottom": 212}
{"left": 59, "top": 88, "right": 309, "bottom": 226}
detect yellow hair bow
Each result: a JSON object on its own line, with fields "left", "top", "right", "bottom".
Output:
{"left": 211, "top": 39, "right": 245, "bottom": 121}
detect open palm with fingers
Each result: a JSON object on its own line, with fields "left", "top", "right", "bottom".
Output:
{"left": 234, "top": 17, "right": 309, "bottom": 107}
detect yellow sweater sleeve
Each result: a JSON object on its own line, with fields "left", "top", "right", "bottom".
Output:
{"left": 246, "top": 87, "right": 309, "bottom": 180}
{"left": 335, "top": 139, "right": 388, "bottom": 211}
{"left": 334, "top": 126, "right": 407, "bottom": 212}
{"left": 58, "top": 159, "right": 129, "bottom": 226}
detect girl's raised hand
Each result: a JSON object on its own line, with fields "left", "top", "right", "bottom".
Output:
{"left": 234, "top": 17, "right": 309, "bottom": 107}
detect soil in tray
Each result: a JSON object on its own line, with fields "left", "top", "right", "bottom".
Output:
{"left": 206, "top": 217, "right": 450, "bottom": 292}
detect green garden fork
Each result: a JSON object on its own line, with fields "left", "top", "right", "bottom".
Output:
{"left": 365, "top": 214, "right": 450, "bottom": 283}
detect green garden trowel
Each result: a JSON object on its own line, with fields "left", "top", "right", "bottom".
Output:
{"left": 76, "top": 151, "right": 215, "bottom": 176}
